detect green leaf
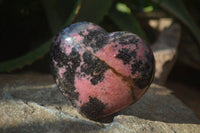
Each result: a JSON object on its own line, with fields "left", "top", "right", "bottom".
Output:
{"left": 74, "top": 0, "right": 113, "bottom": 24}
{"left": 0, "top": 38, "right": 53, "bottom": 72}
{"left": 116, "top": 2, "right": 131, "bottom": 14}
{"left": 42, "top": 0, "right": 79, "bottom": 34}
{"left": 0, "top": 0, "right": 82, "bottom": 72}
{"left": 42, "top": 0, "right": 62, "bottom": 34}
{"left": 143, "top": 5, "right": 154, "bottom": 12}
{"left": 109, "top": 5, "right": 148, "bottom": 41}
{"left": 151, "top": 0, "right": 200, "bottom": 48}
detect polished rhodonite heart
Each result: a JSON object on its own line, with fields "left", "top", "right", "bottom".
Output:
{"left": 50, "top": 22, "right": 155, "bottom": 120}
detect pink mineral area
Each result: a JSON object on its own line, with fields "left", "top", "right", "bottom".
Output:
{"left": 53, "top": 59, "right": 58, "bottom": 65}
{"left": 74, "top": 69, "right": 134, "bottom": 115}
{"left": 88, "top": 24, "right": 100, "bottom": 30}
{"left": 59, "top": 86, "right": 69, "bottom": 98}
{"left": 82, "top": 29, "right": 89, "bottom": 36}
{"left": 95, "top": 42, "right": 136, "bottom": 78}
{"left": 63, "top": 92, "right": 69, "bottom": 98}
{"left": 135, "top": 39, "right": 149, "bottom": 62}
{"left": 59, "top": 67, "right": 66, "bottom": 79}
{"left": 59, "top": 40, "right": 73, "bottom": 55}
{"left": 67, "top": 61, "right": 73, "bottom": 68}
{"left": 75, "top": 47, "right": 88, "bottom": 75}
{"left": 65, "top": 46, "right": 72, "bottom": 55}
{"left": 78, "top": 45, "right": 87, "bottom": 62}
{"left": 71, "top": 33, "right": 83, "bottom": 42}
{"left": 76, "top": 66, "right": 81, "bottom": 73}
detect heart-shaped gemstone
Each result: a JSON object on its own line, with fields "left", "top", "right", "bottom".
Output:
{"left": 50, "top": 22, "right": 155, "bottom": 120}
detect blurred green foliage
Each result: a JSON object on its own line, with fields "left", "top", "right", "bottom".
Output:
{"left": 0, "top": 0, "right": 200, "bottom": 72}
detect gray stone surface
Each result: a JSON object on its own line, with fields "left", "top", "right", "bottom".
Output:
{"left": 152, "top": 23, "right": 181, "bottom": 85}
{"left": 0, "top": 73, "right": 200, "bottom": 133}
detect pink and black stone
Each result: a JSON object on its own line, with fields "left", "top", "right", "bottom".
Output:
{"left": 50, "top": 22, "right": 155, "bottom": 120}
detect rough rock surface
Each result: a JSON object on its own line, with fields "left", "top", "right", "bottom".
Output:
{"left": 0, "top": 73, "right": 200, "bottom": 133}
{"left": 152, "top": 23, "right": 181, "bottom": 85}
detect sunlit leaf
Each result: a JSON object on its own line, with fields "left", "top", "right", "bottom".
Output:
{"left": 116, "top": 2, "right": 131, "bottom": 14}
{"left": 143, "top": 6, "right": 154, "bottom": 12}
